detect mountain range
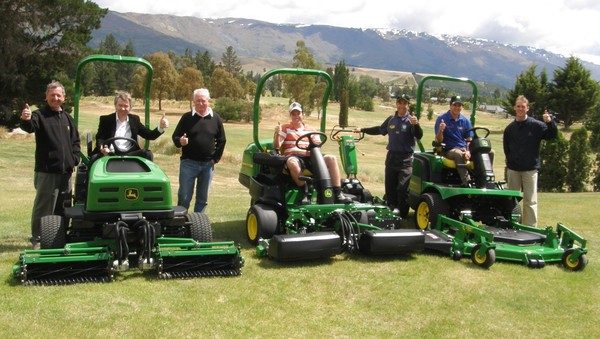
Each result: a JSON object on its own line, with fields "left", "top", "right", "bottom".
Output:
{"left": 90, "top": 11, "right": 600, "bottom": 88}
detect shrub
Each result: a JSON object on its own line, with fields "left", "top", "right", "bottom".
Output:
{"left": 566, "top": 127, "right": 592, "bottom": 192}
{"left": 213, "top": 97, "right": 254, "bottom": 122}
{"left": 539, "top": 131, "right": 568, "bottom": 192}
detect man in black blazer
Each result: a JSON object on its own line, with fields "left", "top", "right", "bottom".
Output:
{"left": 95, "top": 91, "right": 169, "bottom": 161}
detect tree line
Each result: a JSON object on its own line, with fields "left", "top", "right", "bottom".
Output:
{"left": 2, "top": 1, "right": 599, "bottom": 191}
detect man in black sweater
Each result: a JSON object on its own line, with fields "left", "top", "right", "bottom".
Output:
{"left": 172, "top": 88, "right": 226, "bottom": 213}
{"left": 20, "top": 81, "right": 80, "bottom": 249}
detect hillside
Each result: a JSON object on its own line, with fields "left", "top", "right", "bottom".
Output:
{"left": 90, "top": 11, "right": 600, "bottom": 88}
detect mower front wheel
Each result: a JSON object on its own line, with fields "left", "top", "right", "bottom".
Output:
{"left": 414, "top": 193, "right": 448, "bottom": 230}
{"left": 187, "top": 212, "right": 213, "bottom": 243}
{"left": 561, "top": 249, "right": 588, "bottom": 271}
{"left": 246, "top": 204, "right": 278, "bottom": 245}
{"left": 40, "top": 215, "right": 66, "bottom": 249}
{"left": 470, "top": 244, "right": 495, "bottom": 268}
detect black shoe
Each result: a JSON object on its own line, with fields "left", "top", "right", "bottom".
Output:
{"left": 335, "top": 192, "right": 352, "bottom": 204}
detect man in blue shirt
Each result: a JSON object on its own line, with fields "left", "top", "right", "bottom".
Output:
{"left": 434, "top": 96, "right": 473, "bottom": 186}
{"left": 355, "top": 94, "right": 423, "bottom": 216}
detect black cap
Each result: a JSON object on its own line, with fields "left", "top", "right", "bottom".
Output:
{"left": 450, "top": 96, "right": 463, "bottom": 105}
{"left": 393, "top": 93, "right": 411, "bottom": 103}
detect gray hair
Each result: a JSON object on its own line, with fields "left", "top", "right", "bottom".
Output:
{"left": 46, "top": 81, "right": 65, "bottom": 95}
{"left": 114, "top": 90, "right": 132, "bottom": 107}
{"left": 193, "top": 88, "right": 211, "bottom": 100}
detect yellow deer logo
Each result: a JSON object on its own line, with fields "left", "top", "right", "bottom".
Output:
{"left": 125, "top": 188, "right": 139, "bottom": 200}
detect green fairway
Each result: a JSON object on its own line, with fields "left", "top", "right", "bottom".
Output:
{"left": 1, "top": 97, "right": 598, "bottom": 338}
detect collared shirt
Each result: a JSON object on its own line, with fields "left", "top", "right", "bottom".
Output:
{"left": 435, "top": 111, "right": 473, "bottom": 150}
{"left": 192, "top": 107, "right": 214, "bottom": 118}
{"left": 385, "top": 113, "right": 421, "bottom": 153}
{"left": 113, "top": 115, "right": 132, "bottom": 152}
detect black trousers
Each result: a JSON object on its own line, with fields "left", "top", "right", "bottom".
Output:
{"left": 384, "top": 151, "right": 413, "bottom": 212}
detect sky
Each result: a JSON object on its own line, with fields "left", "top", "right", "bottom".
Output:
{"left": 92, "top": 0, "right": 600, "bottom": 65}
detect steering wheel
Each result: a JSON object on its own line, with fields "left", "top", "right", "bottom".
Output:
{"left": 463, "top": 127, "right": 490, "bottom": 139}
{"left": 295, "top": 131, "right": 327, "bottom": 150}
{"left": 100, "top": 136, "right": 140, "bottom": 156}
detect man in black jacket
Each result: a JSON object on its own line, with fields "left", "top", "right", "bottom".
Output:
{"left": 95, "top": 91, "right": 169, "bottom": 161}
{"left": 20, "top": 81, "right": 80, "bottom": 249}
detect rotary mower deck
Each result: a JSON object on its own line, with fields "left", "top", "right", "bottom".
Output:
{"left": 409, "top": 75, "right": 588, "bottom": 270}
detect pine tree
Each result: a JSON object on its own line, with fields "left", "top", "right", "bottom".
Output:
{"left": 548, "top": 57, "right": 600, "bottom": 129}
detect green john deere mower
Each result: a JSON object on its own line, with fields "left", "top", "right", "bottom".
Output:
{"left": 409, "top": 75, "right": 588, "bottom": 270}
{"left": 13, "top": 55, "right": 243, "bottom": 285}
{"left": 238, "top": 68, "right": 424, "bottom": 261}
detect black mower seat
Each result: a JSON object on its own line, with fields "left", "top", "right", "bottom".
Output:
{"left": 252, "top": 151, "right": 287, "bottom": 168}
{"left": 253, "top": 151, "right": 313, "bottom": 177}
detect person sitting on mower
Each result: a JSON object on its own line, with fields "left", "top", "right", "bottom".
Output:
{"left": 94, "top": 91, "right": 169, "bottom": 161}
{"left": 274, "top": 102, "right": 351, "bottom": 204}
{"left": 434, "top": 96, "right": 478, "bottom": 186}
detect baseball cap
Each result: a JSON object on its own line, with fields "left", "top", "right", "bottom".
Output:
{"left": 450, "top": 96, "right": 463, "bottom": 105}
{"left": 393, "top": 93, "right": 411, "bottom": 103}
{"left": 289, "top": 102, "right": 303, "bottom": 113}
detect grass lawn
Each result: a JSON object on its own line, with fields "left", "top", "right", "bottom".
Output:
{"left": 0, "top": 96, "right": 598, "bottom": 338}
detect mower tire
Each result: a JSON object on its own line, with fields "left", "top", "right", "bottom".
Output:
{"left": 246, "top": 204, "right": 278, "bottom": 245}
{"left": 414, "top": 192, "right": 449, "bottom": 230}
{"left": 40, "top": 215, "right": 66, "bottom": 249}
{"left": 470, "top": 244, "right": 495, "bottom": 268}
{"left": 561, "top": 248, "right": 588, "bottom": 271}
{"left": 187, "top": 212, "right": 213, "bottom": 243}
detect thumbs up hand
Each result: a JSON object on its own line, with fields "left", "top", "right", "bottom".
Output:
{"left": 21, "top": 103, "right": 31, "bottom": 120}
{"left": 180, "top": 133, "right": 188, "bottom": 146}
{"left": 439, "top": 119, "right": 446, "bottom": 132}
{"left": 160, "top": 112, "right": 169, "bottom": 129}
{"left": 410, "top": 111, "right": 418, "bottom": 125}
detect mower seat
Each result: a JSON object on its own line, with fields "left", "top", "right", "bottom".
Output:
{"left": 440, "top": 157, "right": 474, "bottom": 170}
{"left": 432, "top": 140, "right": 474, "bottom": 170}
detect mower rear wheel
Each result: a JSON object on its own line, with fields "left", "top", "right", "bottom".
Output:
{"left": 40, "top": 215, "right": 66, "bottom": 249}
{"left": 414, "top": 193, "right": 448, "bottom": 230}
{"left": 246, "top": 204, "right": 278, "bottom": 245}
{"left": 470, "top": 244, "right": 495, "bottom": 268}
{"left": 561, "top": 249, "right": 588, "bottom": 271}
{"left": 187, "top": 212, "right": 213, "bottom": 243}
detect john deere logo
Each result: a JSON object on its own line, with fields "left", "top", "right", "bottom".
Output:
{"left": 324, "top": 189, "right": 333, "bottom": 198}
{"left": 125, "top": 188, "right": 139, "bottom": 200}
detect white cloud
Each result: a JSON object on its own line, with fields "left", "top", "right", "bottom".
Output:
{"left": 92, "top": 0, "right": 600, "bottom": 64}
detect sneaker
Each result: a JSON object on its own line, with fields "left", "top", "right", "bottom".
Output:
{"left": 32, "top": 242, "right": 41, "bottom": 250}
{"left": 392, "top": 208, "right": 400, "bottom": 215}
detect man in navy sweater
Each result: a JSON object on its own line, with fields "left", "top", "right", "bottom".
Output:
{"left": 354, "top": 94, "right": 423, "bottom": 216}
{"left": 503, "top": 95, "right": 557, "bottom": 226}
{"left": 172, "top": 88, "right": 226, "bottom": 213}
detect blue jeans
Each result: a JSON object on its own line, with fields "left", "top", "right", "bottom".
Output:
{"left": 178, "top": 159, "right": 214, "bottom": 213}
